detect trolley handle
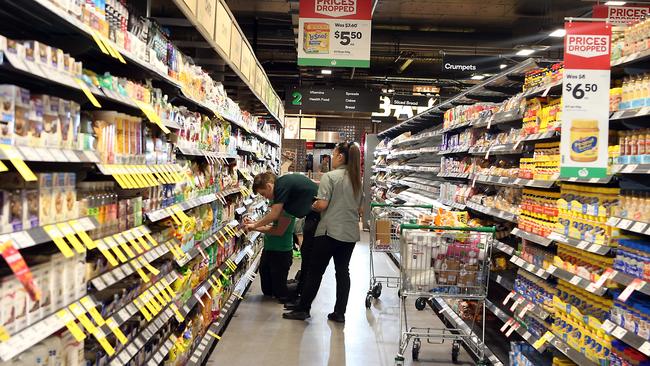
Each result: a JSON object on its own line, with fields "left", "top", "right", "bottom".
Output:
{"left": 371, "top": 202, "right": 434, "bottom": 209}
{"left": 399, "top": 223, "right": 496, "bottom": 233}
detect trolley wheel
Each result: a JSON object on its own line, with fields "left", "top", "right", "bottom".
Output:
{"left": 394, "top": 356, "right": 405, "bottom": 366}
{"left": 372, "top": 282, "right": 382, "bottom": 298}
{"left": 412, "top": 338, "right": 421, "bottom": 361}
{"left": 415, "top": 297, "right": 427, "bottom": 311}
{"left": 365, "top": 294, "right": 373, "bottom": 309}
{"left": 452, "top": 340, "right": 460, "bottom": 364}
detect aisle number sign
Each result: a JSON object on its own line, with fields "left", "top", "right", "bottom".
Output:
{"left": 298, "top": 0, "right": 372, "bottom": 68}
{"left": 560, "top": 21, "right": 612, "bottom": 179}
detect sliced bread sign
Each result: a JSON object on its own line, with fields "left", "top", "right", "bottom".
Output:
{"left": 298, "top": 0, "right": 372, "bottom": 68}
{"left": 560, "top": 21, "right": 612, "bottom": 179}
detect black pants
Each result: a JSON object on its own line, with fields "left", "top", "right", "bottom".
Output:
{"left": 299, "top": 235, "right": 356, "bottom": 315}
{"left": 296, "top": 211, "right": 320, "bottom": 296}
{"left": 259, "top": 249, "right": 292, "bottom": 299}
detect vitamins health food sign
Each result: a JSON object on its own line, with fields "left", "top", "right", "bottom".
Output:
{"left": 298, "top": 0, "right": 372, "bottom": 68}
{"left": 560, "top": 21, "right": 612, "bottom": 179}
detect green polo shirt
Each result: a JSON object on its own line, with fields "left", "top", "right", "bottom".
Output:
{"left": 264, "top": 211, "right": 296, "bottom": 251}
{"left": 273, "top": 174, "right": 318, "bottom": 218}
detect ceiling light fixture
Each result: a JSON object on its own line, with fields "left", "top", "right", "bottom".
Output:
{"left": 471, "top": 75, "right": 486, "bottom": 80}
{"left": 500, "top": 64, "right": 508, "bottom": 69}
{"left": 549, "top": 29, "right": 566, "bottom": 38}
{"left": 321, "top": 69, "right": 332, "bottom": 75}
{"left": 516, "top": 49, "right": 535, "bottom": 56}
{"left": 605, "top": 1, "right": 626, "bottom": 6}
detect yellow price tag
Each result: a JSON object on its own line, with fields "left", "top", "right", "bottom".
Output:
{"left": 138, "top": 256, "right": 160, "bottom": 275}
{"left": 130, "top": 259, "right": 150, "bottom": 283}
{"left": 144, "top": 290, "right": 162, "bottom": 313}
{"left": 0, "top": 325, "right": 9, "bottom": 342}
{"left": 170, "top": 303, "right": 185, "bottom": 322}
{"left": 533, "top": 331, "right": 553, "bottom": 349}
{"left": 0, "top": 160, "right": 8, "bottom": 173}
{"left": 166, "top": 208, "right": 182, "bottom": 226}
{"left": 97, "top": 242, "right": 119, "bottom": 266}
{"left": 218, "top": 268, "right": 227, "bottom": 279}
{"left": 0, "top": 145, "right": 37, "bottom": 182}
{"left": 68, "top": 303, "right": 97, "bottom": 334}
{"left": 69, "top": 220, "right": 96, "bottom": 249}
{"left": 80, "top": 297, "right": 106, "bottom": 327}
{"left": 96, "top": 336, "right": 115, "bottom": 356}
{"left": 73, "top": 78, "right": 102, "bottom": 108}
{"left": 111, "top": 173, "right": 127, "bottom": 189}
{"left": 56, "top": 223, "right": 85, "bottom": 254}
{"left": 151, "top": 288, "right": 167, "bottom": 306}
{"left": 123, "top": 232, "right": 144, "bottom": 254}
{"left": 112, "top": 235, "right": 135, "bottom": 259}
{"left": 155, "top": 282, "right": 172, "bottom": 303}
{"left": 160, "top": 278, "right": 177, "bottom": 298}
{"left": 56, "top": 309, "right": 86, "bottom": 341}
{"left": 135, "top": 234, "right": 151, "bottom": 251}
{"left": 139, "top": 293, "right": 159, "bottom": 316}
{"left": 133, "top": 298, "right": 152, "bottom": 321}
{"left": 44, "top": 225, "right": 74, "bottom": 258}
{"left": 143, "top": 231, "right": 160, "bottom": 247}
{"left": 90, "top": 30, "right": 110, "bottom": 55}
{"left": 106, "top": 318, "right": 128, "bottom": 345}
{"left": 207, "top": 330, "right": 221, "bottom": 340}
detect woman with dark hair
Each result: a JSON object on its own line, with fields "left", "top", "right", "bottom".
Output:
{"left": 283, "top": 141, "right": 363, "bottom": 322}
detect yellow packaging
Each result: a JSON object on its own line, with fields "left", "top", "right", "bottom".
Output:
{"left": 303, "top": 23, "right": 330, "bottom": 54}
{"left": 570, "top": 119, "right": 599, "bottom": 163}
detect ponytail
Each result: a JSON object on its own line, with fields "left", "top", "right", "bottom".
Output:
{"left": 336, "top": 142, "right": 362, "bottom": 198}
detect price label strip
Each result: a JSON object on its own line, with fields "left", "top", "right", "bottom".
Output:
{"left": 0, "top": 145, "right": 37, "bottom": 181}
{"left": 56, "top": 308, "right": 86, "bottom": 341}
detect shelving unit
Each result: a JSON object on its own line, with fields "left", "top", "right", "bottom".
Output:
{"left": 0, "top": 0, "right": 280, "bottom": 365}
{"left": 371, "top": 51, "right": 650, "bottom": 365}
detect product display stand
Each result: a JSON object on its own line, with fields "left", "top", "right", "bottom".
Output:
{"left": 0, "top": 0, "right": 282, "bottom": 365}
{"left": 372, "top": 51, "right": 650, "bottom": 366}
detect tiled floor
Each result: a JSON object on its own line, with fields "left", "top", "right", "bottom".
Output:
{"left": 207, "top": 233, "right": 475, "bottom": 366}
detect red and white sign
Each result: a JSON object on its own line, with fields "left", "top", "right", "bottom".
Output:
{"left": 593, "top": 4, "right": 650, "bottom": 25}
{"left": 560, "top": 21, "right": 612, "bottom": 180}
{"left": 298, "top": 0, "right": 372, "bottom": 68}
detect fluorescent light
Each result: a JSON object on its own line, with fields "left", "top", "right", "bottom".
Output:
{"left": 321, "top": 69, "right": 332, "bottom": 75}
{"left": 549, "top": 29, "right": 566, "bottom": 38}
{"left": 388, "top": 89, "right": 395, "bottom": 93}
{"left": 516, "top": 49, "right": 535, "bottom": 56}
{"left": 470, "top": 75, "right": 486, "bottom": 80}
{"left": 605, "top": 1, "right": 626, "bottom": 5}
{"left": 500, "top": 64, "right": 508, "bottom": 69}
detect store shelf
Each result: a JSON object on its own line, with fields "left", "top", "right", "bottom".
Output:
{"left": 547, "top": 232, "right": 613, "bottom": 255}
{"left": 610, "top": 106, "right": 650, "bottom": 121}
{"left": 485, "top": 300, "right": 548, "bottom": 352}
{"left": 466, "top": 201, "right": 517, "bottom": 223}
{"left": 511, "top": 228, "right": 554, "bottom": 247}
{"left": 515, "top": 177, "right": 557, "bottom": 188}
{"left": 490, "top": 271, "right": 516, "bottom": 292}
{"left": 431, "top": 298, "right": 504, "bottom": 366}
{"left": 438, "top": 146, "right": 470, "bottom": 155}
{"left": 609, "top": 270, "right": 650, "bottom": 297}
{"left": 611, "top": 48, "right": 650, "bottom": 68}
{"left": 0, "top": 216, "right": 98, "bottom": 250}
{"left": 521, "top": 130, "right": 560, "bottom": 142}
{"left": 438, "top": 198, "right": 467, "bottom": 210}
{"left": 90, "top": 239, "right": 173, "bottom": 291}
{"left": 545, "top": 265, "right": 608, "bottom": 296}
{"left": 608, "top": 216, "right": 650, "bottom": 236}
{"left": 176, "top": 147, "right": 237, "bottom": 159}
{"left": 441, "top": 120, "right": 473, "bottom": 133}
{"left": 602, "top": 320, "right": 650, "bottom": 357}
{"left": 548, "top": 332, "right": 599, "bottom": 366}
{"left": 509, "top": 255, "right": 550, "bottom": 279}
{"left": 494, "top": 240, "right": 515, "bottom": 255}
{"left": 437, "top": 172, "right": 470, "bottom": 179}
{"left": 522, "top": 79, "right": 563, "bottom": 98}
{"left": 469, "top": 143, "right": 523, "bottom": 156}
{"left": 559, "top": 175, "right": 614, "bottom": 184}
{"left": 146, "top": 188, "right": 242, "bottom": 222}
{"left": 471, "top": 175, "right": 519, "bottom": 187}
{"left": 504, "top": 291, "right": 550, "bottom": 321}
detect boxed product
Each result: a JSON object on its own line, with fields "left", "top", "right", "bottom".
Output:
{"left": 375, "top": 219, "right": 392, "bottom": 246}
{"left": 41, "top": 95, "right": 62, "bottom": 148}
{"left": 38, "top": 173, "right": 54, "bottom": 226}
{"left": 52, "top": 173, "right": 66, "bottom": 223}
{"left": 0, "top": 84, "right": 30, "bottom": 145}
{"left": 26, "top": 94, "right": 44, "bottom": 147}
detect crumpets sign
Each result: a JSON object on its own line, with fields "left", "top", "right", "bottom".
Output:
{"left": 566, "top": 35, "right": 610, "bottom": 58}
{"left": 315, "top": 0, "right": 357, "bottom": 17}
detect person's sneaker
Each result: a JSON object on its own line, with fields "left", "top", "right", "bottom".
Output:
{"left": 282, "top": 310, "right": 310, "bottom": 320}
{"left": 327, "top": 312, "right": 345, "bottom": 323}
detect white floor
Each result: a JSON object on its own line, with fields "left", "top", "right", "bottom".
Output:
{"left": 207, "top": 233, "right": 474, "bottom": 366}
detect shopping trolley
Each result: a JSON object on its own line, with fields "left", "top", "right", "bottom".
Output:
{"left": 395, "top": 224, "right": 494, "bottom": 365}
{"left": 366, "top": 203, "right": 435, "bottom": 309}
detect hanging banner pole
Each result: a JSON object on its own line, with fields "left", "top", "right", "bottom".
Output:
{"left": 559, "top": 20, "right": 612, "bottom": 179}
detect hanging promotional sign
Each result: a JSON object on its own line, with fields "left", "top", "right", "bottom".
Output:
{"left": 441, "top": 54, "right": 504, "bottom": 75}
{"left": 371, "top": 95, "right": 437, "bottom": 122}
{"left": 297, "top": 0, "right": 372, "bottom": 68}
{"left": 560, "top": 21, "right": 612, "bottom": 179}
{"left": 593, "top": 5, "right": 650, "bottom": 26}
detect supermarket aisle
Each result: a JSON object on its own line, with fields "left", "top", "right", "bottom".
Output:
{"left": 207, "top": 232, "right": 474, "bottom": 366}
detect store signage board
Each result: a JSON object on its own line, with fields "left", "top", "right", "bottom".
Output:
{"left": 372, "top": 95, "right": 436, "bottom": 121}
{"left": 215, "top": 1, "right": 232, "bottom": 57}
{"left": 442, "top": 54, "right": 503, "bottom": 75}
{"left": 297, "top": 0, "right": 372, "bottom": 68}
{"left": 593, "top": 5, "right": 650, "bottom": 26}
{"left": 559, "top": 21, "right": 611, "bottom": 179}
{"left": 287, "top": 86, "right": 380, "bottom": 113}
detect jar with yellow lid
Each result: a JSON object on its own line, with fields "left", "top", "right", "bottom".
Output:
{"left": 570, "top": 119, "right": 600, "bottom": 163}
